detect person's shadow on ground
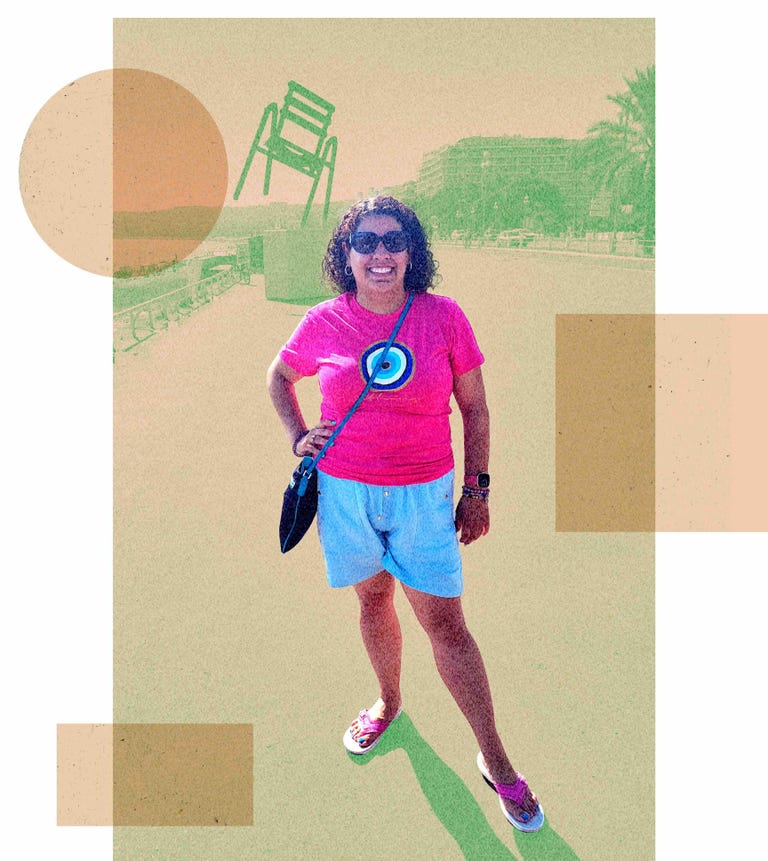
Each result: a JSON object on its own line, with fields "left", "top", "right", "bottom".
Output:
{"left": 347, "top": 711, "right": 579, "bottom": 861}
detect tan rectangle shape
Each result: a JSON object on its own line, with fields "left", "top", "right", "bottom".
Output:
{"left": 58, "top": 724, "right": 114, "bottom": 826}
{"left": 656, "top": 315, "right": 768, "bottom": 531}
{"left": 58, "top": 724, "right": 253, "bottom": 826}
{"left": 113, "top": 724, "right": 253, "bottom": 826}
{"left": 556, "top": 314, "right": 655, "bottom": 531}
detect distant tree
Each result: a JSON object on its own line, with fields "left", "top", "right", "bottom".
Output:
{"left": 579, "top": 65, "right": 655, "bottom": 239}
{"left": 503, "top": 177, "right": 567, "bottom": 234}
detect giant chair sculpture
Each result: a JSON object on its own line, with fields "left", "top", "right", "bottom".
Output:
{"left": 233, "top": 81, "right": 338, "bottom": 228}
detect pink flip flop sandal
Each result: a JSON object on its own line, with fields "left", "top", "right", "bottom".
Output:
{"left": 343, "top": 707, "right": 403, "bottom": 754}
{"left": 476, "top": 751, "right": 545, "bottom": 833}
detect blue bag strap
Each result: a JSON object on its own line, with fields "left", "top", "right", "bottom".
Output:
{"left": 305, "top": 291, "right": 414, "bottom": 474}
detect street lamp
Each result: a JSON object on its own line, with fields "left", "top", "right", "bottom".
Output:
{"left": 480, "top": 150, "right": 490, "bottom": 234}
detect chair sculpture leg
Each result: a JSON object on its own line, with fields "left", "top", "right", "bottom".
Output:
{"left": 301, "top": 171, "right": 322, "bottom": 228}
{"left": 322, "top": 137, "right": 338, "bottom": 224}
{"left": 233, "top": 103, "right": 277, "bottom": 201}
{"left": 300, "top": 136, "right": 338, "bottom": 228}
{"left": 263, "top": 155, "right": 274, "bottom": 196}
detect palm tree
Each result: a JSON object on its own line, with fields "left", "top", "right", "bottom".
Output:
{"left": 579, "top": 66, "right": 655, "bottom": 240}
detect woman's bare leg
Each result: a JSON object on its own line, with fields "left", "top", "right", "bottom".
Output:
{"left": 401, "top": 584, "right": 539, "bottom": 821}
{"left": 348, "top": 570, "right": 403, "bottom": 745}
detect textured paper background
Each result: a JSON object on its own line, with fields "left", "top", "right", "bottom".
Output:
{"left": 114, "top": 267, "right": 653, "bottom": 861}
{"left": 111, "top": 18, "right": 655, "bottom": 860}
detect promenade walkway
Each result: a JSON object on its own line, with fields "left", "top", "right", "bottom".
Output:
{"left": 114, "top": 249, "right": 654, "bottom": 860}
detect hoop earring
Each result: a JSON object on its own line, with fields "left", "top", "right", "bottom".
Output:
{"left": 344, "top": 264, "right": 353, "bottom": 276}
{"left": 406, "top": 261, "right": 413, "bottom": 272}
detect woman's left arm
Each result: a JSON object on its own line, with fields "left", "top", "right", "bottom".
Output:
{"left": 453, "top": 366, "right": 490, "bottom": 545}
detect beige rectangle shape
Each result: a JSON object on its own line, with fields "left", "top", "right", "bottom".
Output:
{"left": 656, "top": 315, "right": 768, "bottom": 531}
{"left": 556, "top": 314, "right": 656, "bottom": 531}
{"left": 58, "top": 724, "right": 253, "bottom": 826}
{"left": 58, "top": 724, "right": 114, "bottom": 826}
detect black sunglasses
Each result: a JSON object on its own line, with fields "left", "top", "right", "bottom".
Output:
{"left": 349, "top": 230, "right": 409, "bottom": 254}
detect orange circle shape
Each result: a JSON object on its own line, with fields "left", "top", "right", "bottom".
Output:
{"left": 19, "top": 69, "right": 228, "bottom": 277}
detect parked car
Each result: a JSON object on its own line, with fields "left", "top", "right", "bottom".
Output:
{"left": 497, "top": 228, "right": 536, "bottom": 247}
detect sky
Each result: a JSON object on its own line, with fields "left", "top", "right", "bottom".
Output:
{"left": 113, "top": 18, "right": 655, "bottom": 204}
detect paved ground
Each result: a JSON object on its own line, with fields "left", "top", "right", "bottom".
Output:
{"left": 114, "top": 248, "right": 654, "bottom": 860}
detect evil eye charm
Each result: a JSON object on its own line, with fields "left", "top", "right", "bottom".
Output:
{"left": 361, "top": 341, "right": 414, "bottom": 391}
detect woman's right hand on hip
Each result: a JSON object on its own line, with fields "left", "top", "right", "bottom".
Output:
{"left": 296, "top": 419, "right": 337, "bottom": 456}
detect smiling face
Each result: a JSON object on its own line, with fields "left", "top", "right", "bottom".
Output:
{"left": 344, "top": 214, "right": 410, "bottom": 306}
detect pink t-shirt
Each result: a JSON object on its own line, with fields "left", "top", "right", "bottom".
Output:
{"left": 280, "top": 291, "right": 484, "bottom": 485}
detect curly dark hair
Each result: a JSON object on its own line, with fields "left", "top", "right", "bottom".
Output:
{"left": 322, "top": 196, "right": 439, "bottom": 294}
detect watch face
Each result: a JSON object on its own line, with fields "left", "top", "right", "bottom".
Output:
{"left": 478, "top": 473, "right": 490, "bottom": 488}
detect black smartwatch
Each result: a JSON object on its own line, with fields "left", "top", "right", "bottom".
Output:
{"left": 464, "top": 473, "right": 490, "bottom": 489}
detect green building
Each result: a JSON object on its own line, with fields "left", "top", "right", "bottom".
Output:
{"left": 413, "top": 135, "right": 597, "bottom": 236}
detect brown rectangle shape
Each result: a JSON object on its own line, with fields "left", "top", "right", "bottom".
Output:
{"left": 556, "top": 314, "right": 655, "bottom": 531}
{"left": 58, "top": 723, "right": 253, "bottom": 826}
{"left": 113, "top": 723, "right": 253, "bottom": 826}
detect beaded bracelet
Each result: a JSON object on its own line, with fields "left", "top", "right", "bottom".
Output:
{"left": 292, "top": 429, "right": 308, "bottom": 457}
{"left": 461, "top": 485, "right": 490, "bottom": 501}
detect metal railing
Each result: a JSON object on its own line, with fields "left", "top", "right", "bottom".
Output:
{"left": 113, "top": 267, "right": 242, "bottom": 357}
{"left": 528, "top": 235, "right": 655, "bottom": 258}
{"left": 438, "top": 234, "right": 655, "bottom": 258}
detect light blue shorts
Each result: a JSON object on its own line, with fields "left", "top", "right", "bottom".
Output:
{"left": 316, "top": 469, "right": 463, "bottom": 598}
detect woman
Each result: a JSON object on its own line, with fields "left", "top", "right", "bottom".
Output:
{"left": 267, "top": 196, "right": 543, "bottom": 832}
